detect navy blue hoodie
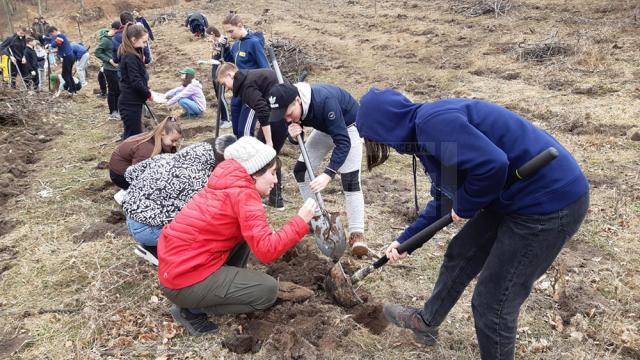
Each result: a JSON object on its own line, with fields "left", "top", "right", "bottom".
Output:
{"left": 356, "top": 88, "right": 589, "bottom": 244}
{"left": 223, "top": 31, "right": 270, "bottom": 70}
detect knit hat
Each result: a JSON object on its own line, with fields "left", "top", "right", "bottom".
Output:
{"left": 224, "top": 136, "right": 276, "bottom": 175}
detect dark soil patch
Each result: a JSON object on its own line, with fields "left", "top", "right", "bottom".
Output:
{"left": 363, "top": 176, "right": 417, "bottom": 222}
{"left": 224, "top": 243, "right": 388, "bottom": 355}
{"left": 557, "top": 280, "right": 609, "bottom": 323}
{"left": 0, "top": 333, "right": 30, "bottom": 358}
{"left": 95, "top": 161, "right": 109, "bottom": 170}
{"left": 181, "top": 125, "right": 215, "bottom": 139}
{"left": 105, "top": 210, "right": 126, "bottom": 224}
{"left": 552, "top": 116, "right": 633, "bottom": 136}
{"left": 0, "top": 245, "right": 18, "bottom": 280}
{"left": 71, "top": 222, "right": 128, "bottom": 245}
{"left": 77, "top": 180, "right": 117, "bottom": 204}
{"left": 0, "top": 90, "right": 64, "bottom": 208}
{"left": 0, "top": 218, "right": 18, "bottom": 238}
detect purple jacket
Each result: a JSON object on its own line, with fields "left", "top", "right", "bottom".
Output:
{"left": 165, "top": 80, "right": 206, "bottom": 111}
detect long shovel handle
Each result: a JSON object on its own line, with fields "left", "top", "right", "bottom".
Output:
{"left": 144, "top": 102, "right": 158, "bottom": 126}
{"left": 215, "top": 46, "right": 225, "bottom": 138}
{"left": 368, "top": 146, "right": 560, "bottom": 271}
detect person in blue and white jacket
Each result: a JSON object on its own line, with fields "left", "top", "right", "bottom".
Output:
{"left": 356, "top": 88, "right": 589, "bottom": 360}
{"left": 70, "top": 42, "right": 89, "bottom": 86}
{"left": 268, "top": 82, "right": 369, "bottom": 257}
{"left": 220, "top": 13, "right": 270, "bottom": 139}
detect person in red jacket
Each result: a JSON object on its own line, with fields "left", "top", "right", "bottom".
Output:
{"left": 158, "top": 136, "right": 317, "bottom": 336}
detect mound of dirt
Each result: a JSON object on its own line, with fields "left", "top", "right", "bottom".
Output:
{"left": 223, "top": 243, "right": 388, "bottom": 355}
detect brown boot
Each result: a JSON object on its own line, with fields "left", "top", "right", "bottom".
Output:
{"left": 383, "top": 303, "right": 439, "bottom": 346}
{"left": 348, "top": 232, "right": 369, "bottom": 257}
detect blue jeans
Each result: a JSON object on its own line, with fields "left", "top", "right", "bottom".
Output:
{"left": 178, "top": 98, "right": 203, "bottom": 116}
{"left": 230, "top": 96, "right": 257, "bottom": 138}
{"left": 418, "top": 193, "right": 589, "bottom": 360}
{"left": 126, "top": 217, "right": 163, "bottom": 246}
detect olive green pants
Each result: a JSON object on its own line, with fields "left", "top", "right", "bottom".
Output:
{"left": 161, "top": 243, "right": 278, "bottom": 315}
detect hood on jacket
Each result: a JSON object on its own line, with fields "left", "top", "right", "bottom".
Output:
{"left": 356, "top": 88, "right": 422, "bottom": 154}
{"left": 244, "top": 31, "right": 265, "bottom": 45}
{"left": 208, "top": 159, "right": 255, "bottom": 192}
{"left": 175, "top": 142, "right": 216, "bottom": 169}
{"left": 190, "top": 79, "right": 202, "bottom": 89}
{"left": 294, "top": 82, "right": 312, "bottom": 120}
{"left": 98, "top": 28, "right": 110, "bottom": 38}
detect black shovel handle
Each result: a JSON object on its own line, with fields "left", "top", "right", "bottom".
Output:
{"left": 371, "top": 147, "right": 560, "bottom": 270}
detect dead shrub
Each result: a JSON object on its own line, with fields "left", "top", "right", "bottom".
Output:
{"left": 518, "top": 32, "right": 573, "bottom": 62}
{"left": 451, "top": 0, "right": 512, "bottom": 17}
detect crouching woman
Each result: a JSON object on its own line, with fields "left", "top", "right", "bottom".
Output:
{"left": 158, "top": 136, "right": 316, "bottom": 336}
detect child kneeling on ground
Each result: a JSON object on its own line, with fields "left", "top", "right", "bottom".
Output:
{"left": 109, "top": 116, "right": 183, "bottom": 200}
{"left": 158, "top": 136, "right": 317, "bottom": 336}
{"left": 123, "top": 134, "right": 237, "bottom": 266}
{"left": 163, "top": 67, "right": 206, "bottom": 118}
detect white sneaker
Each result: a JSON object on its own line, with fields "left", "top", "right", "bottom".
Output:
{"left": 219, "top": 120, "right": 232, "bottom": 129}
{"left": 133, "top": 245, "right": 158, "bottom": 266}
{"left": 114, "top": 189, "right": 126, "bottom": 205}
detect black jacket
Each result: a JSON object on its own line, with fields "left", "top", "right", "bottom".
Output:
{"left": 119, "top": 50, "right": 150, "bottom": 104}
{"left": 0, "top": 33, "right": 26, "bottom": 59}
{"left": 24, "top": 47, "right": 38, "bottom": 74}
{"left": 232, "top": 69, "right": 285, "bottom": 126}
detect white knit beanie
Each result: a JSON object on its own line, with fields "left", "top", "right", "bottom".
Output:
{"left": 224, "top": 136, "right": 276, "bottom": 175}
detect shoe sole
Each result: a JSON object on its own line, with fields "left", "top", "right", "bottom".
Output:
{"left": 350, "top": 242, "right": 369, "bottom": 257}
{"left": 383, "top": 304, "right": 437, "bottom": 346}
{"left": 133, "top": 245, "right": 158, "bottom": 266}
{"left": 169, "top": 305, "right": 219, "bottom": 337}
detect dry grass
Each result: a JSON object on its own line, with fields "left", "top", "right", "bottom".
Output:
{"left": 1, "top": 0, "right": 639, "bottom": 358}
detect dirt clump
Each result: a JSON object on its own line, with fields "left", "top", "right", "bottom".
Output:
{"left": 278, "top": 281, "right": 315, "bottom": 302}
{"left": 71, "top": 222, "right": 128, "bottom": 245}
{"left": 223, "top": 333, "right": 261, "bottom": 354}
{"left": 349, "top": 303, "right": 389, "bottom": 335}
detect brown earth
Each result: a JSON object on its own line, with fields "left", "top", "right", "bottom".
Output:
{"left": 0, "top": 0, "right": 639, "bottom": 359}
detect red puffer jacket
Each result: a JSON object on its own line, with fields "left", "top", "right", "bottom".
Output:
{"left": 158, "top": 159, "right": 309, "bottom": 289}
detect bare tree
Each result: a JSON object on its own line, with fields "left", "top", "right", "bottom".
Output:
{"left": 3, "top": 0, "right": 14, "bottom": 33}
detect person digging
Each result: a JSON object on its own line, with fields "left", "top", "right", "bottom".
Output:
{"left": 356, "top": 88, "right": 589, "bottom": 360}
{"left": 268, "top": 82, "right": 370, "bottom": 258}
{"left": 158, "top": 136, "right": 318, "bottom": 336}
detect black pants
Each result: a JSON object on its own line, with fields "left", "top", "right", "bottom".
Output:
{"left": 104, "top": 69, "right": 120, "bottom": 114}
{"left": 118, "top": 100, "right": 143, "bottom": 140}
{"left": 257, "top": 119, "right": 288, "bottom": 200}
{"left": 61, "top": 54, "right": 78, "bottom": 93}
{"left": 98, "top": 69, "right": 107, "bottom": 95}
{"left": 211, "top": 63, "right": 229, "bottom": 122}
{"left": 418, "top": 193, "right": 589, "bottom": 360}
{"left": 9, "top": 61, "right": 26, "bottom": 89}
{"left": 109, "top": 169, "right": 130, "bottom": 189}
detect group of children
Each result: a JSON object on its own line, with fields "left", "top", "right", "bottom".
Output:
{"left": 100, "top": 10, "right": 590, "bottom": 359}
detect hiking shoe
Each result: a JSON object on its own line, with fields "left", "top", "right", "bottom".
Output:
{"left": 383, "top": 304, "right": 439, "bottom": 346}
{"left": 219, "top": 120, "right": 232, "bottom": 129}
{"left": 134, "top": 244, "right": 158, "bottom": 266}
{"left": 108, "top": 111, "right": 121, "bottom": 121}
{"left": 170, "top": 305, "right": 219, "bottom": 336}
{"left": 97, "top": 93, "right": 107, "bottom": 99}
{"left": 348, "top": 232, "right": 369, "bottom": 257}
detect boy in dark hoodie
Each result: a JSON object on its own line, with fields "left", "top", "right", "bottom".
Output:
{"left": 268, "top": 82, "right": 369, "bottom": 257}
{"left": 23, "top": 37, "right": 39, "bottom": 90}
{"left": 95, "top": 24, "right": 121, "bottom": 120}
{"left": 185, "top": 11, "right": 208, "bottom": 38}
{"left": 0, "top": 26, "right": 28, "bottom": 88}
{"left": 356, "top": 88, "right": 589, "bottom": 360}
{"left": 217, "top": 63, "right": 290, "bottom": 209}
{"left": 220, "top": 13, "right": 270, "bottom": 139}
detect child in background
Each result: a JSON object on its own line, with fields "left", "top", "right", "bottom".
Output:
{"left": 23, "top": 37, "right": 39, "bottom": 90}
{"left": 71, "top": 42, "right": 89, "bottom": 87}
{"left": 123, "top": 134, "right": 237, "bottom": 265}
{"left": 164, "top": 67, "right": 206, "bottom": 118}
{"left": 117, "top": 23, "right": 150, "bottom": 139}
{"left": 109, "top": 116, "right": 183, "bottom": 201}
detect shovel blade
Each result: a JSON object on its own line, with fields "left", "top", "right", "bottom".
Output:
{"left": 324, "top": 262, "right": 363, "bottom": 308}
{"left": 310, "top": 212, "right": 347, "bottom": 261}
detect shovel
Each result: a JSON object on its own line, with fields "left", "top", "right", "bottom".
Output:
{"left": 325, "top": 147, "right": 560, "bottom": 307}
{"left": 268, "top": 44, "right": 347, "bottom": 261}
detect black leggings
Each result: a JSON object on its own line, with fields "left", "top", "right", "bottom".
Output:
{"left": 109, "top": 169, "right": 130, "bottom": 190}
{"left": 61, "top": 55, "right": 78, "bottom": 93}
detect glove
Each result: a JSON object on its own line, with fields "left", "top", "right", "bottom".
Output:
{"left": 218, "top": 36, "right": 228, "bottom": 45}
{"left": 31, "top": 71, "right": 36, "bottom": 76}
{"left": 55, "top": 37, "right": 63, "bottom": 45}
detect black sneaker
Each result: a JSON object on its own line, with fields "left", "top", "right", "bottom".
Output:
{"left": 134, "top": 244, "right": 158, "bottom": 266}
{"left": 262, "top": 196, "right": 285, "bottom": 210}
{"left": 383, "top": 303, "right": 439, "bottom": 346}
{"left": 170, "top": 305, "right": 219, "bottom": 336}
